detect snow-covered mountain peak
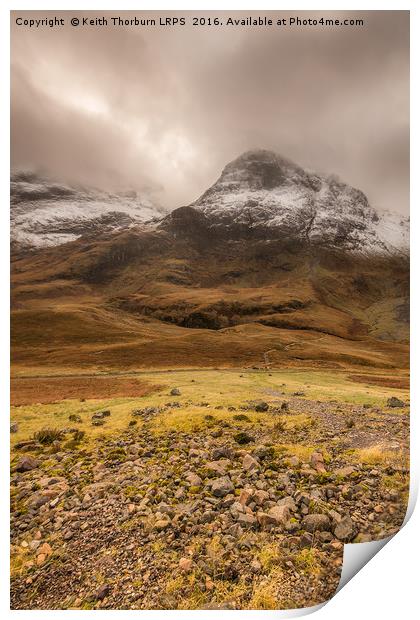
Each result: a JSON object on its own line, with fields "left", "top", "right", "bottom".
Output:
{"left": 191, "top": 150, "right": 409, "bottom": 255}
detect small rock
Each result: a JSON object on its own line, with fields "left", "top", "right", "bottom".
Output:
{"left": 266, "top": 504, "right": 290, "bottom": 526}
{"left": 242, "top": 454, "right": 260, "bottom": 472}
{"left": 38, "top": 542, "right": 52, "bottom": 557}
{"left": 186, "top": 472, "right": 202, "bottom": 487}
{"left": 254, "top": 401, "right": 269, "bottom": 412}
{"left": 334, "top": 515, "right": 358, "bottom": 542}
{"left": 387, "top": 397, "right": 405, "bottom": 408}
{"left": 302, "top": 514, "right": 331, "bottom": 533}
{"left": 154, "top": 519, "right": 170, "bottom": 531}
{"left": 239, "top": 488, "right": 254, "bottom": 506}
{"left": 95, "top": 584, "right": 110, "bottom": 601}
{"left": 237, "top": 513, "right": 256, "bottom": 527}
{"left": 179, "top": 557, "right": 193, "bottom": 572}
{"left": 170, "top": 388, "right": 181, "bottom": 396}
{"left": 211, "top": 476, "right": 234, "bottom": 497}
{"left": 10, "top": 422, "right": 18, "bottom": 433}
{"left": 16, "top": 456, "right": 39, "bottom": 473}
{"left": 335, "top": 466, "right": 356, "bottom": 478}
{"left": 310, "top": 451, "right": 326, "bottom": 473}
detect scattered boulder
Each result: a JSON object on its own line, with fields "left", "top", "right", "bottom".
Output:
{"left": 310, "top": 451, "right": 326, "bottom": 473}
{"left": 254, "top": 401, "right": 269, "bottom": 412}
{"left": 335, "top": 466, "right": 356, "bottom": 478}
{"left": 211, "top": 476, "right": 234, "bottom": 497}
{"left": 10, "top": 422, "right": 18, "bottom": 433}
{"left": 387, "top": 397, "right": 406, "bottom": 408}
{"left": 237, "top": 513, "right": 257, "bottom": 527}
{"left": 94, "top": 584, "right": 110, "bottom": 601}
{"left": 185, "top": 472, "right": 202, "bottom": 487}
{"left": 15, "top": 455, "right": 39, "bottom": 473}
{"left": 334, "top": 516, "right": 358, "bottom": 542}
{"left": 170, "top": 388, "right": 181, "bottom": 396}
{"left": 267, "top": 504, "right": 290, "bottom": 525}
{"left": 179, "top": 557, "right": 193, "bottom": 572}
{"left": 242, "top": 454, "right": 260, "bottom": 473}
{"left": 92, "top": 410, "right": 110, "bottom": 420}
{"left": 302, "top": 514, "right": 331, "bottom": 533}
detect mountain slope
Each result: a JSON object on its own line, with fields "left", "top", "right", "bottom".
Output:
{"left": 11, "top": 171, "right": 166, "bottom": 249}
{"left": 10, "top": 151, "right": 409, "bottom": 372}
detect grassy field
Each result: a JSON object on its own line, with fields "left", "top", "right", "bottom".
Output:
{"left": 10, "top": 368, "right": 409, "bottom": 450}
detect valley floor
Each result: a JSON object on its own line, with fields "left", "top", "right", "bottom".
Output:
{"left": 10, "top": 369, "right": 409, "bottom": 610}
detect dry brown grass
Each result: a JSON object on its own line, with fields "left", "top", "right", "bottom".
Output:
{"left": 11, "top": 376, "right": 160, "bottom": 406}
{"left": 349, "top": 374, "right": 409, "bottom": 390}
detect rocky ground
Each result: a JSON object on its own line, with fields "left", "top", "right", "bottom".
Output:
{"left": 10, "top": 391, "right": 409, "bottom": 610}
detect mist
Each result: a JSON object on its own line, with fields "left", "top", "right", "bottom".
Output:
{"left": 11, "top": 10, "right": 409, "bottom": 213}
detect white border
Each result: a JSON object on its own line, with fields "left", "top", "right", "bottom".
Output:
{"left": 1, "top": 2, "right": 417, "bottom": 618}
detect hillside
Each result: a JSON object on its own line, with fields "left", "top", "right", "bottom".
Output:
{"left": 11, "top": 151, "right": 409, "bottom": 372}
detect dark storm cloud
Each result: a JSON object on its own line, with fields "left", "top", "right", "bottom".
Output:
{"left": 11, "top": 10, "right": 409, "bottom": 213}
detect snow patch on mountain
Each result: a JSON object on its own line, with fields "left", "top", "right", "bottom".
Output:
{"left": 191, "top": 150, "right": 409, "bottom": 255}
{"left": 11, "top": 172, "right": 167, "bottom": 248}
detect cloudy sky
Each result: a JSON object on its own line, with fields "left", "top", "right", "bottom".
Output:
{"left": 11, "top": 10, "right": 409, "bottom": 214}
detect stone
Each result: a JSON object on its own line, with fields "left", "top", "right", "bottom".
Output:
{"left": 237, "top": 513, "right": 256, "bottom": 527}
{"left": 95, "top": 584, "right": 110, "bottom": 601}
{"left": 211, "top": 476, "right": 234, "bottom": 497}
{"left": 179, "top": 557, "right": 193, "bottom": 572}
{"left": 310, "top": 451, "right": 326, "bottom": 473}
{"left": 10, "top": 422, "right": 18, "bottom": 433}
{"left": 154, "top": 519, "right": 170, "bottom": 531}
{"left": 185, "top": 472, "right": 202, "bottom": 487}
{"left": 299, "top": 532, "right": 313, "bottom": 548}
{"left": 211, "top": 446, "right": 231, "bottom": 460}
{"left": 254, "top": 401, "right": 269, "bottom": 412}
{"left": 277, "top": 496, "right": 297, "bottom": 512}
{"left": 38, "top": 542, "right": 52, "bottom": 557}
{"left": 170, "top": 388, "right": 181, "bottom": 396}
{"left": 302, "top": 514, "right": 331, "bottom": 533}
{"left": 335, "top": 466, "right": 356, "bottom": 478}
{"left": 387, "top": 397, "right": 405, "bottom": 408}
{"left": 253, "top": 489, "right": 269, "bottom": 505}
{"left": 206, "top": 460, "right": 229, "bottom": 475}
{"left": 242, "top": 454, "right": 260, "bottom": 472}
{"left": 267, "top": 504, "right": 290, "bottom": 525}
{"left": 334, "top": 516, "right": 357, "bottom": 542}
{"left": 239, "top": 488, "right": 254, "bottom": 506}
{"left": 16, "top": 456, "right": 39, "bottom": 473}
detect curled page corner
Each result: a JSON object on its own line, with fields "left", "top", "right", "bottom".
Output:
{"left": 337, "top": 536, "right": 392, "bottom": 591}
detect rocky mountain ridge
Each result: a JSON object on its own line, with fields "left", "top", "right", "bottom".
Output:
{"left": 11, "top": 171, "right": 166, "bottom": 249}
{"left": 190, "top": 150, "right": 409, "bottom": 254}
{"left": 11, "top": 151, "right": 409, "bottom": 255}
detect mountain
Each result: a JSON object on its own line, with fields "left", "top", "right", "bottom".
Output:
{"left": 10, "top": 151, "right": 409, "bottom": 372}
{"left": 189, "top": 150, "right": 409, "bottom": 254}
{"left": 11, "top": 171, "right": 166, "bottom": 249}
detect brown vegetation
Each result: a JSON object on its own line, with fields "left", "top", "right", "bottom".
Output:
{"left": 11, "top": 375, "right": 160, "bottom": 406}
